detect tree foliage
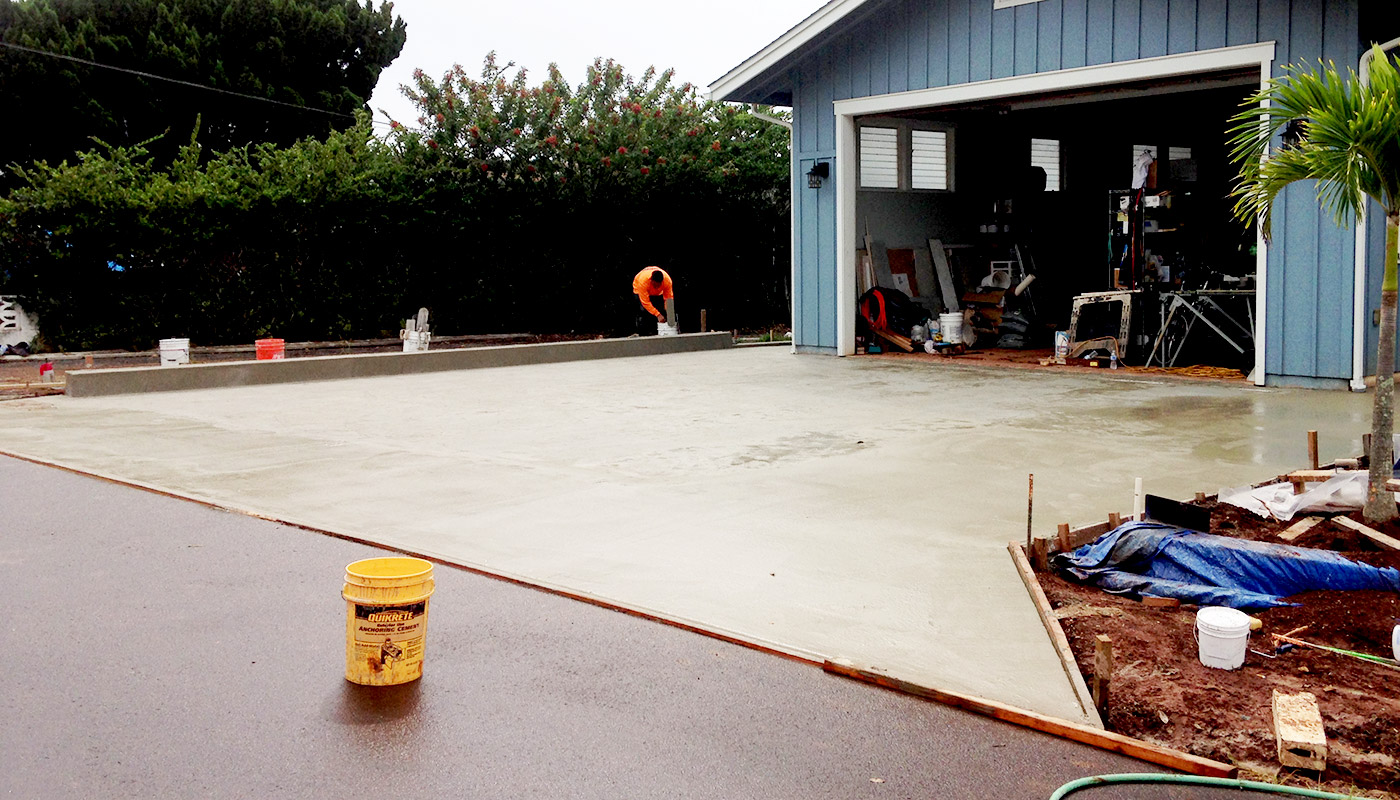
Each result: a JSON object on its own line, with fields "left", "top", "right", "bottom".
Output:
{"left": 0, "top": 0, "right": 406, "bottom": 169}
{"left": 1228, "top": 46, "right": 1400, "bottom": 522}
{"left": 0, "top": 56, "right": 792, "bottom": 350}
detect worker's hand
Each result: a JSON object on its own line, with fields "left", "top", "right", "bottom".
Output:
{"left": 656, "top": 313, "right": 667, "bottom": 324}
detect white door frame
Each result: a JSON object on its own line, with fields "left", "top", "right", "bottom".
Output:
{"left": 833, "top": 42, "right": 1275, "bottom": 385}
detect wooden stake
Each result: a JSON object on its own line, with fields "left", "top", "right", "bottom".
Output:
{"left": 1092, "top": 635, "right": 1113, "bottom": 719}
{"left": 1057, "top": 523, "right": 1072, "bottom": 552}
{"left": 1194, "top": 492, "right": 1207, "bottom": 503}
{"left": 1108, "top": 512, "right": 1122, "bottom": 528}
{"left": 1031, "top": 537, "right": 1051, "bottom": 572}
{"left": 700, "top": 309, "right": 707, "bottom": 332}
{"left": 1307, "top": 430, "right": 1319, "bottom": 470}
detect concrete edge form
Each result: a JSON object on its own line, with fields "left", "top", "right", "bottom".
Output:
{"left": 65, "top": 332, "right": 734, "bottom": 397}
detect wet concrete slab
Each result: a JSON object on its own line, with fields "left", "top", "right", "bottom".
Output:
{"left": 2, "top": 456, "right": 1187, "bottom": 800}
{"left": 0, "top": 349, "right": 1370, "bottom": 726}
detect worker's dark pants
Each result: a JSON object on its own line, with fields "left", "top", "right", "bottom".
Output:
{"left": 636, "top": 295, "right": 665, "bottom": 336}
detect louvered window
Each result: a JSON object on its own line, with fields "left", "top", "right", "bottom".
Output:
{"left": 859, "top": 127, "right": 899, "bottom": 189}
{"left": 910, "top": 130, "right": 949, "bottom": 190}
{"left": 1029, "top": 138, "right": 1061, "bottom": 191}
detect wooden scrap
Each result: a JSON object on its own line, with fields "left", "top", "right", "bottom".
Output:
{"left": 927, "top": 238, "right": 960, "bottom": 312}
{"left": 1278, "top": 516, "right": 1324, "bottom": 543}
{"left": 1092, "top": 635, "right": 1113, "bottom": 719}
{"left": 1307, "top": 430, "right": 1319, "bottom": 470}
{"left": 870, "top": 328, "right": 914, "bottom": 352}
{"left": 1335, "top": 457, "right": 1362, "bottom": 470}
{"left": 1281, "top": 469, "right": 1342, "bottom": 494}
{"left": 1272, "top": 690, "right": 1327, "bottom": 771}
{"left": 1141, "top": 596, "right": 1181, "bottom": 609}
{"left": 1331, "top": 515, "right": 1400, "bottom": 552}
{"left": 1386, "top": 477, "right": 1400, "bottom": 495}
{"left": 1195, "top": 492, "right": 1208, "bottom": 503}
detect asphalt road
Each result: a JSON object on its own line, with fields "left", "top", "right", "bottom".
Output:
{"left": 2, "top": 455, "right": 1243, "bottom": 799}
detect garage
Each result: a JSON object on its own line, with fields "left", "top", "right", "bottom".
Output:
{"left": 711, "top": 0, "right": 1397, "bottom": 389}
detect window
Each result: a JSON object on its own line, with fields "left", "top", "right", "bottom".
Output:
{"left": 1168, "top": 146, "right": 1192, "bottom": 161}
{"left": 910, "top": 130, "right": 949, "bottom": 190}
{"left": 858, "top": 119, "right": 954, "bottom": 191}
{"left": 1029, "top": 138, "right": 1061, "bottom": 191}
{"left": 994, "top": 0, "right": 1045, "bottom": 8}
{"left": 859, "top": 127, "right": 899, "bottom": 189}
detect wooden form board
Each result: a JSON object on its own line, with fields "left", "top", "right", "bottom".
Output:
{"left": 1332, "top": 516, "right": 1400, "bottom": 551}
{"left": 927, "top": 238, "right": 960, "bottom": 312}
{"left": 823, "top": 658, "right": 1235, "bottom": 778}
{"left": 1008, "top": 542, "right": 1101, "bottom": 727}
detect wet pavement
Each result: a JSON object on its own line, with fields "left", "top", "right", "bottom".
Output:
{"left": 1, "top": 456, "right": 1185, "bottom": 800}
{"left": 0, "top": 348, "right": 1371, "bottom": 726}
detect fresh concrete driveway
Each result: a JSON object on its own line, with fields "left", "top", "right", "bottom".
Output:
{"left": 0, "top": 347, "right": 1369, "bottom": 724}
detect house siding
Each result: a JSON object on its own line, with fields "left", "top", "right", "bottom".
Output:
{"left": 786, "top": 0, "right": 1363, "bottom": 380}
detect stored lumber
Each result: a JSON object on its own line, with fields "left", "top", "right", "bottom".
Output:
{"left": 1008, "top": 542, "right": 1102, "bottom": 726}
{"left": 1092, "top": 635, "right": 1113, "bottom": 719}
{"left": 870, "top": 328, "right": 914, "bottom": 352}
{"left": 1272, "top": 690, "right": 1327, "bottom": 771}
{"left": 823, "top": 658, "right": 1235, "bottom": 778}
{"left": 1331, "top": 516, "right": 1400, "bottom": 552}
{"left": 1278, "top": 516, "right": 1324, "bottom": 543}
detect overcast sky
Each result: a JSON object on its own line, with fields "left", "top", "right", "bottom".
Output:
{"left": 366, "top": 0, "right": 821, "bottom": 128}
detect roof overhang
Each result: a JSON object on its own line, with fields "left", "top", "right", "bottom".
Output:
{"left": 708, "top": 0, "right": 874, "bottom": 103}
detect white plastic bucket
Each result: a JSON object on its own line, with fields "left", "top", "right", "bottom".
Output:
{"left": 402, "top": 330, "right": 430, "bottom": 352}
{"left": 657, "top": 320, "right": 678, "bottom": 337}
{"left": 159, "top": 337, "right": 190, "bottom": 367}
{"left": 938, "top": 312, "right": 963, "bottom": 345}
{"left": 1195, "top": 606, "right": 1250, "bottom": 670}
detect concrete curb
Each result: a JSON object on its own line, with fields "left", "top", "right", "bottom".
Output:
{"left": 66, "top": 332, "right": 733, "bottom": 397}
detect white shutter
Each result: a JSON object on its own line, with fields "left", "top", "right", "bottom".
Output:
{"left": 910, "top": 129, "right": 948, "bottom": 190}
{"left": 860, "top": 127, "right": 899, "bottom": 188}
{"left": 1030, "top": 138, "right": 1060, "bottom": 191}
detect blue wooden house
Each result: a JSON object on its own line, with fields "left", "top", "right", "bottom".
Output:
{"left": 711, "top": 0, "right": 1398, "bottom": 388}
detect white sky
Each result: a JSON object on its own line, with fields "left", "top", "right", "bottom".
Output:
{"left": 366, "top": 0, "right": 820, "bottom": 128}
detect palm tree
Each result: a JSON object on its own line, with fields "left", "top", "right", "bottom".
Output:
{"left": 1228, "top": 45, "right": 1400, "bottom": 523}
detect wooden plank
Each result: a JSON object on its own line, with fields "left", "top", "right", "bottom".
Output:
{"left": 1141, "top": 596, "right": 1180, "bottom": 608}
{"left": 699, "top": 309, "right": 707, "bottom": 333}
{"left": 927, "top": 238, "right": 959, "bottom": 311}
{"left": 1385, "top": 478, "right": 1400, "bottom": 495}
{"left": 870, "top": 328, "right": 914, "bottom": 352}
{"left": 1009, "top": 543, "right": 1101, "bottom": 726}
{"left": 1278, "top": 516, "right": 1324, "bottom": 543}
{"left": 1092, "top": 635, "right": 1113, "bottom": 719}
{"left": 1284, "top": 469, "right": 1340, "bottom": 481}
{"left": 824, "top": 657, "right": 1235, "bottom": 778}
{"left": 1057, "top": 520, "right": 1113, "bottom": 554}
{"left": 1332, "top": 516, "right": 1400, "bottom": 551}
{"left": 1107, "top": 512, "right": 1122, "bottom": 528}
{"left": 1307, "top": 430, "right": 1319, "bottom": 470}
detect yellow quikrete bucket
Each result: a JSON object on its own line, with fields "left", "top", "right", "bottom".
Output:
{"left": 342, "top": 557, "right": 435, "bottom": 685}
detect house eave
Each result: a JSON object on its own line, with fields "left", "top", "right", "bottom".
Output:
{"left": 707, "top": 0, "right": 874, "bottom": 102}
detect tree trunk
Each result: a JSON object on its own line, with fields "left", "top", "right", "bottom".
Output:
{"left": 1365, "top": 212, "right": 1400, "bottom": 523}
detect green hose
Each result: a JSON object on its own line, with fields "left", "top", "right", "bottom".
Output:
{"left": 1050, "top": 773, "right": 1364, "bottom": 800}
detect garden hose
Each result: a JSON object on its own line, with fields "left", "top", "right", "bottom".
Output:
{"left": 1050, "top": 773, "right": 1364, "bottom": 800}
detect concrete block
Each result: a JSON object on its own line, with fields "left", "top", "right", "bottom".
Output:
{"left": 1273, "top": 690, "right": 1326, "bottom": 771}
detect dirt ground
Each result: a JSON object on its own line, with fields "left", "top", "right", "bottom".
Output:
{"left": 1042, "top": 496, "right": 1400, "bottom": 796}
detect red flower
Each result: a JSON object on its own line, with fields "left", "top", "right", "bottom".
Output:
{"left": 640, "top": 166, "right": 649, "bottom": 174}
{"left": 641, "top": 147, "right": 650, "bottom": 155}
{"left": 544, "top": 135, "right": 558, "bottom": 146}
{"left": 617, "top": 146, "right": 627, "bottom": 154}
{"left": 602, "top": 157, "right": 612, "bottom": 167}
{"left": 470, "top": 125, "right": 480, "bottom": 136}
{"left": 480, "top": 163, "right": 489, "bottom": 171}
{"left": 686, "top": 128, "right": 699, "bottom": 136}
{"left": 527, "top": 164, "right": 536, "bottom": 173}
{"left": 711, "top": 141, "right": 721, "bottom": 151}
{"left": 390, "top": 121, "right": 401, "bottom": 129}
{"left": 513, "top": 128, "right": 522, "bottom": 136}
{"left": 657, "top": 157, "right": 667, "bottom": 164}
{"left": 654, "top": 110, "right": 662, "bottom": 118}
{"left": 435, "top": 113, "right": 445, "bottom": 123}
{"left": 428, "top": 140, "right": 438, "bottom": 149}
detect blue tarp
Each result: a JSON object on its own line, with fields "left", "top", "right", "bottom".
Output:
{"left": 1052, "top": 521, "right": 1400, "bottom": 609}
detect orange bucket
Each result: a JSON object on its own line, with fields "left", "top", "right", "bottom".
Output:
{"left": 254, "top": 338, "right": 285, "bottom": 360}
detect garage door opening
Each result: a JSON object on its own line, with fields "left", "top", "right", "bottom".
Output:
{"left": 845, "top": 64, "right": 1266, "bottom": 378}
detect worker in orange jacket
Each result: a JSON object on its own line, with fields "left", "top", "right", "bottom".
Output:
{"left": 633, "top": 266, "right": 674, "bottom": 335}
